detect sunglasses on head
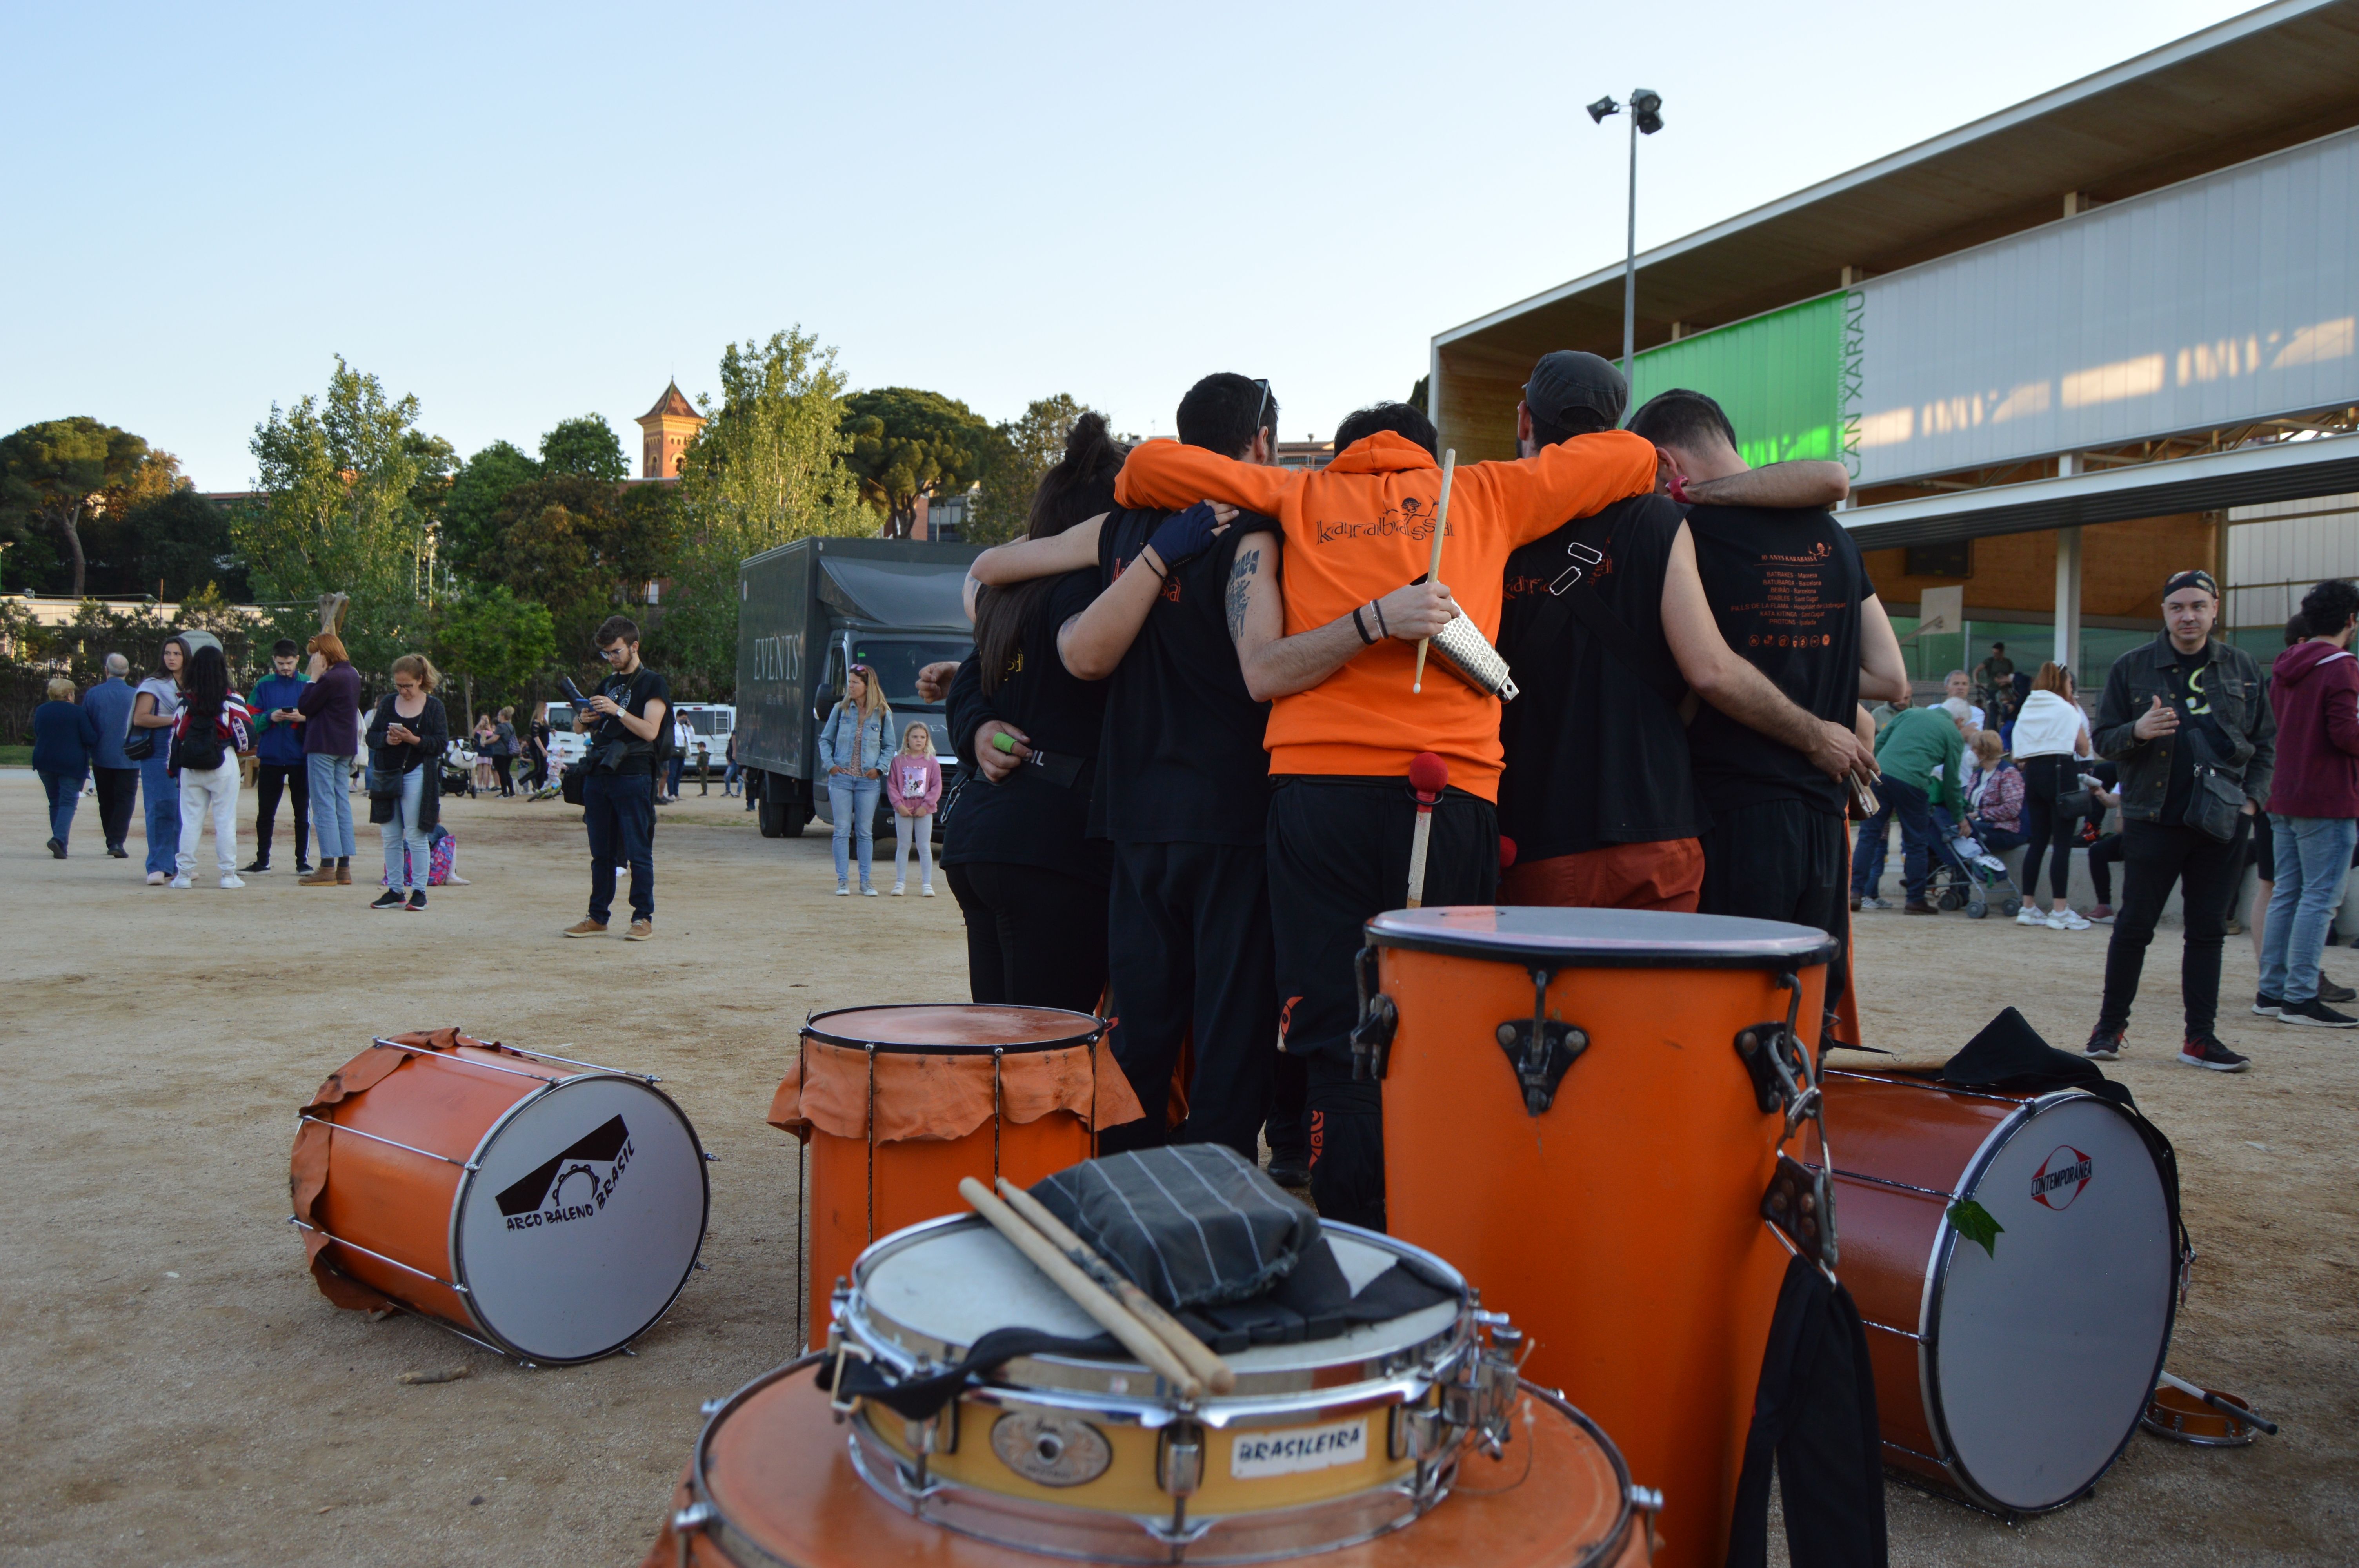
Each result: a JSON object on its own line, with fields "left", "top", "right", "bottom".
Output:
{"left": 1252, "top": 379, "right": 1272, "bottom": 436}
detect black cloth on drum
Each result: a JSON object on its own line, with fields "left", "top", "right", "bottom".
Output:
{"left": 1727, "top": 1256, "right": 1888, "bottom": 1568}
{"left": 943, "top": 860, "right": 1109, "bottom": 1014}
{"left": 1095, "top": 839, "right": 1281, "bottom": 1163}
{"left": 1697, "top": 797, "right": 1850, "bottom": 1036}
{"left": 1030, "top": 1145, "right": 1318, "bottom": 1310}
{"left": 1941, "top": 1006, "right": 2131, "bottom": 1108}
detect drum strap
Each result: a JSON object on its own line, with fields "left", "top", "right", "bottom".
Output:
{"left": 1726, "top": 1256, "right": 1889, "bottom": 1568}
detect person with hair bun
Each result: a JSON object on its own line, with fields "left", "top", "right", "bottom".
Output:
{"left": 2009, "top": 661, "right": 2094, "bottom": 930}
{"left": 167, "top": 643, "right": 254, "bottom": 888}
{"left": 298, "top": 631, "right": 363, "bottom": 885}
{"left": 364, "top": 652, "right": 449, "bottom": 911}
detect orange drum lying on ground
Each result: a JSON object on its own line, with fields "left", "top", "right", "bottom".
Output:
{"left": 1814, "top": 1071, "right": 2180, "bottom": 1514}
{"left": 289, "top": 1029, "right": 710, "bottom": 1364}
{"left": 1364, "top": 907, "right": 1833, "bottom": 1568}
{"left": 768, "top": 1004, "right": 1144, "bottom": 1347}
{"left": 640, "top": 1358, "right": 1651, "bottom": 1568}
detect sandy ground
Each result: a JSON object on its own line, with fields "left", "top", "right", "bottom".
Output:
{"left": 1, "top": 769, "right": 2352, "bottom": 1567}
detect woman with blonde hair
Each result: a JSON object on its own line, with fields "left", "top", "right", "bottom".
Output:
{"left": 299, "top": 631, "right": 364, "bottom": 885}
{"left": 365, "top": 653, "right": 449, "bottom": 910}
{"left": 490, "top": 704, "right": 519, "bottom": 797}
{"left": 31, "top": 675, "right": 101, "bottom": 858}
{"left": 2011, "top": 661, "right": 2094, "bottom": 930}
{"left": 818, "top": 662, "right": 892, "bottom": 894}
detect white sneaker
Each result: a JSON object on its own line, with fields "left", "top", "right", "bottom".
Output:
{"left": 1859, "top": 897, "right": 1893, "bottom": 911}
{"left": 921, "top": 884, "right": 935, "bottom": 897}
{"left": 2016, "top": 907, "right": 2045, "bottom": 926}
{"left": 2046, "top": 909, "right": 2091, "bottom": 931}
{"left": 861, "top": 887, "right": 878, "bottom": 897}
{"left": 218, "top": 874, "right": 245, "bottom": 889}
{"left": 146, "top": 871, "right": 165, "bottom": 886}
{"left": 169, "top": 875, "right": 192, "bottom": 889}
{"left": 891, "top": 883, "right": 905, "bottom": 896}
{"left": 834, "top": 884, "right": 850, "bottom": 896}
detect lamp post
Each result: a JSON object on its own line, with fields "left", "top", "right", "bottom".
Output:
{"left": 1587, "top": 89, "right": 1665, "bottom": 381}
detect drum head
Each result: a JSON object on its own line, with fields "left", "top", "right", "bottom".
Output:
{"left": 1365, "top": 905, "right": 1835, "bottom": 967}
{"left": 805, "top": 1004, "right": 1103, "bottom": 1053}
{"left": 453, "top": 1074, "right": 708, "bottom": 1362}
{"left": 1934, "top": 1094, "right": 2175, "bottom": 1512}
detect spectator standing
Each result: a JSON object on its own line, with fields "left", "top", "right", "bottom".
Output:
{"left": 168, "top": 644, "right": 253, "bottom": 889}
{"left": 470, "top": 715, "right": 498, "bottom": 794}
{"left": 2086, "top": 570, "right": 2276, "bottom": 1072}
{"left": 1943, "top": 671, "right": 1987, "bottom": 731}
{"left": 723, "top": 730, "right": 743, "bottom": 799}
{"left": 563, "top": 616, "right": 668, "bottom": 939}
{"left": 130, "top": 637, "right": 187, "bottom": 885}
{"left": 83, "top": 653, "right": 138, "bottom": 858}
{"left": 665, "top": 714, "right": 693, "bottom": 802}
{"left": 244, "top": 638, "right": 312, "bottom": 875}
{"left": 364, "top": 654, "right": 450, "bottom": 911}
{"left": 2255, "top": 579, "right": 2359, "bottom": 1026}
{"left": 1975, "top": 642, "right": 2016, "bottom": 723}
{"left": 2010, "top": 663, "right": 2095, "bottom": 930}
{"left": 818, "top": 665, "right": 892, "bottom": 895}
{"left": 31, "top": 676, "right": 101, "bottom": 858}
{"left": 885, "top": 721, "right": 942, "bottom": 896}
{"left": 298, "top": 633, "right": 363, "bottom": 886}
{"left": 490, "top": 707, "right": 519, "bottom": 797}
{"left": 527, "top": 711, "right": 552, "bottom": 793}
{"left": 1857, "top": 701, "right": 1967, "bottom": 915}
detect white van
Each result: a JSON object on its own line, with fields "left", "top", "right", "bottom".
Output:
{"left": 543, "top": 701, "right": 736, "bottom": 775}
{"left": 540, "top": 701, "right": 590, "bottom": 768}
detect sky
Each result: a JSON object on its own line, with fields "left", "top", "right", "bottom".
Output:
{"left": 2, "top": 0, "right": 2260, "bottom": 490}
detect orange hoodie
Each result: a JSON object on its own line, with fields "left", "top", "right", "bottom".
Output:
{"left": 1114, "top": 429, "right": 1658, "bottom": 798}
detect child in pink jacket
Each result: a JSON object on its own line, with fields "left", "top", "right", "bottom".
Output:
{"left": 886, "top": 722, "right": 943, "bottom": 896}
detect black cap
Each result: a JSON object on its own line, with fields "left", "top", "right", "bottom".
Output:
{"left": 1524, "top": 351, "right": 1628, "bottom": 434}
{"left": 2163, "top": 568, "right": 2219, "bottom": 599}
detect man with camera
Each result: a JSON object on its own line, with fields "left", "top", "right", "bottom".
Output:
{"left": 563, "top": 615, "right": 669, "bottom": 941}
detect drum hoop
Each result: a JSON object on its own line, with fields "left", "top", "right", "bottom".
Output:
{"left": 1918, "top": 1089, "right": 2179, "bottom": 1515}
{"left": 1364, "top": 924, "right": 1837, "bottom": 971}
{"left": 687, "top": 1351, "right": 832, "bottom": 1567}
{"left": 803, "top": 1002, "right": 1107, "bottom": 1055}
{"left": 448, "top": 1071, "right": 713, "bottom": 1365}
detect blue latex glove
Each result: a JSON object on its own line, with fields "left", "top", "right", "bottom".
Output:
{"left": 1145, "top": 502, "right": 1223, "bottom": 572}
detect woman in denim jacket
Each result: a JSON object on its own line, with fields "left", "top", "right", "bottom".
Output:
{"left": 818, "top": 664, "right": 893, "bottom": 894}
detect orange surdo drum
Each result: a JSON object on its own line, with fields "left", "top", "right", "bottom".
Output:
{"left": 289, "top": 1029, "right": 710, "bottom": 1363}
{"left": 1815, "top": 1071, "right": 2182, "bottom": 1514}
{"left": 768, "top": 1004, "right": 1145, "bottom": 1346}
{"left": 1359, "top": 907, "right": 1835, "bottom": 1568}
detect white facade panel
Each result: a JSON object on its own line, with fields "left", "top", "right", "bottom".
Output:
{"left": 1850, "top": 129, "right": 2359, "bottom": 486}
{"left": 2224, "top": 491, "right": 2359, "bottom": 628}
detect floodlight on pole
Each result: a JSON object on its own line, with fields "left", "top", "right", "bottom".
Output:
{"left": 1593, "top": 88, "right": 1665, "bottom": 381}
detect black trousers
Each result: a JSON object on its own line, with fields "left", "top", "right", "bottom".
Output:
{"left": 93, "top": 766, "right": 139, "bottom": 851}
{"left": 254, "top": 761, "right": 311, "bottom": 865}
{"left": 1699, "top": 799, "right": 1851, "bottom": 1034}
{"left": 1096, "top": 841, "right": 1282, "bottom": 1164}
{"left": 1268, "top": 1051, "right": 1308, "bottom": 1168}
{"left": 945, "top": 861, "right": 1109, "bottom": 1016}
{"left": 2089, "top": 832, "right": 2124, "bottom": 906}
{"left": 2097, "top": 815, "right": 2250, "bottom": 1039}
{"left": 1266, "top": 777, "right": 1499, "bottom": 1231}
{"left": 2019, "top": 755, "right": 2081, "bottom": 901}
{"left": 494, "top": 753, "right": 515, "bottom": 796}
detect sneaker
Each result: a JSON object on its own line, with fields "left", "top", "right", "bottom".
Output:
{"left": 2275, "top": 997, "right": 2359, "bottom": 1029}
{"left": 1266, "top": 1161, "right": 1312, "bottom": 1190}
{"left": 2089, "top": 905, "right": 2116, "bottom": 924}
{"left": 169, "top": 875, "right": 191, "bottom": 889}
{"left": 2318, "top": 978, "right": 2355, "bottom": 1005}
{"left": 626, "top": 918, "right": 653, "bottom": 941}
{"left": 218, "top": 874, "right": 245, "bottom": 889}
{"left": 2016, "top": 907, "right": 2045, "bottom": 926}
{"left": 2178, "top": 1034, "right": 2251, "bottom": 1072}
{"left": 2047, "top": 909, "right": 2092, "bottom": 931}
{"left": 562, "top": 919, "right": 608, "bottom": 937}
{"left": 298, "top": 865, "right": 339, "bottom": 886}
{"left": 406, "top": 889, "right": 427, "bottom": 912}
{"left": 1860, "top": 897, "right": 1894, "bottom": 911}
{"left": 2252, "top": 994, "right": 2284, "bottom": 1018}
{"left": 108, "top": 844, "right": 128, "bottom": 858}
{"left": 921, "top": 884, "right": 935, "bottom": 897}
{"left": 892, "top": 883, "right": 906, "bottom": 896}
{"left": 861, "top": 887, "right": 878, "bottom": 897}
{"left": 295, "top": 861, "right": 314, "bottom": 875}
{"left": 240, "top": 859, "right": 271, "bottom": 874}
{"left": 835, "top": 884, "right": 851, "bottom": 897}
{"left": 371, "top": 890, "right": 406, "bottom": 910}
{"left": 2084, "top": 1027, "right": 2124, "bottom": 1061}
{"left": 46, "top": 837, "right": 64, "bottom": 859}
{"left": 1903, "top": 901, "right": 1937, "bottom": 915}
{"left": 146, "top": 871, "right": 165, "bottom": 886}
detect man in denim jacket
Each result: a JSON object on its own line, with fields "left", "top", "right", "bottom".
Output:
{"left": 2084, "top": 570, "right": 2275, "bottom": 1072}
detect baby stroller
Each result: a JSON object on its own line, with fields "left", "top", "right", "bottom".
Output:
{"left": 1924, "top": 828, "right": 2023, "bottom": 919}
{"left": 440, "top": 742, "right": 476, "bottom": 798}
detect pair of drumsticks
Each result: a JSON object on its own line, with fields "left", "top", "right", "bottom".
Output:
{"left": 958, "top": 1176, "right": 1236, "bottom": 1399}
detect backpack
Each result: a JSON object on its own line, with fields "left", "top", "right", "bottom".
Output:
{"left": 173, "top": 713, "right": 226, "bottom": 775}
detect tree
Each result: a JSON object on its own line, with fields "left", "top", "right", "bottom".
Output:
{"left": 669, "top": 327, "right": 866, "bottom": 691}
{"left": 439, "top": 441, "right": 542, "bottom": 579}
{"left": 432, "top": 582, "right": 558, "bottom": 733}
{"left": 840, "top": 387, "right": 993, "bottom": 538}
{"left": 92, "top": 486, "right": 249, "bottom": 601}
{"left": 0, "top": 417, "right": 161, "bottom": 597}
{"left": 540, "top": 415, "right": 629, "bottom": 482}
{"left": 965, "top": 394, "right": 1090, "bottom": 545}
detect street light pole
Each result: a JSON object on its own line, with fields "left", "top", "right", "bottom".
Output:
{"left": 1588, "top": 90, "right": 1665, "bottom": 384}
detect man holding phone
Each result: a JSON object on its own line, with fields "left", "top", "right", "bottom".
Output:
{"left": 244, "top": 638, "right": 313, "bottom": 876}
{"left": 563, "top": 615, "right": 669, "bottom": 940}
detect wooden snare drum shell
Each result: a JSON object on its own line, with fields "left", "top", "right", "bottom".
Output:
{"left": 1368, "top": 907, "right": 1831, "bottom": 1568}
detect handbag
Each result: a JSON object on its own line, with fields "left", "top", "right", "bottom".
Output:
{"left": 123, "top": 728, "right": 154, "bottom": 762}
{"left": 2181, "top": 727, "right": 2245, "bottom": 844}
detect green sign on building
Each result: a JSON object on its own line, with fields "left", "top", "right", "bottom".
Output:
{"left": 1628, "top": 291, "right": 1848, "bottom": 472}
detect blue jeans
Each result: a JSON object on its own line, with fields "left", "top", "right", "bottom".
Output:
{"left": 309, "top": 752, "right": 357, "bottom": 858}
{"left": 829, "top": 773, "right": 880, "bottom": 888}
{"left": 584, "top": 771, "right": 655, "bottom": 922}
{"left": 2259, "top": 815, "right": 2358, "bottom": 1004}
{"left": 377, "top": 767, "right": 429, "bottom": 891}
{"left": 1852, "top": 776, "right": 1941, "bottom": 902}
{"left": 38, "top": 769, "right": 82, "bottom": 846}
{"left": 139, "top": 752, "right": 180, "bottom": 875}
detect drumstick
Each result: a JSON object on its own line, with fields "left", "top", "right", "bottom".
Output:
{"left": 996, "top": 1178, "right": 1237, "bottom": 1395}
{"left": 1405, "top": 751, "right": 1448, "bottom": 908}
{"left": 1410, "top": 450, "right": 1458, "bottom": 693}
{"left": 957, "top": 1176, "right": 1202, "bottom": 1399}
{"left": 2157, "top": 1370, "right": 2278, "bottom": 1435}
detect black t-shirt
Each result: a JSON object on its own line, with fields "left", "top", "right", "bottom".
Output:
{"left": 594, "top": 667, "right": 670, "bottom": 774}
{"left": 1092, "top": 507, "right": 1279, "bottom": 846}
{"left": 1496, "top": 494, "right": 1704, "bottom": 859}
{"left": 1684, "top": 505, "right": 1873, "bottom": 818}
{"left": 2161, "top": 646, "right": 2233, "bottom": 823}
{"left": 944, "top": 570, "right": 1112, "bottom": 884}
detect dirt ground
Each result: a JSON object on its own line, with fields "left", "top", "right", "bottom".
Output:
{"left": 2, "top": 769, "right": 2352, "bottom": 1567}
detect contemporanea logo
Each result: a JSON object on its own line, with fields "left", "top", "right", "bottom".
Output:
{"left": 2030, "top": 1145, "right": 2094, "bottom": 1211}
{"left": 495, "top": 1116, "right": 636, "bottom": 1232}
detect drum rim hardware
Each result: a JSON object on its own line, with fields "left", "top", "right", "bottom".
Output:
{"left": 1745, "top": 971, "right": 1841, "bottom": 1277}
{"left": 1362, "top": 905, "right": 1839, "bottom": 970}
{"left": 802, "top": 1002, "right": 1108, "bottom": 1055}
{"left": 1492, "top": 967, "right": 1588, "bottom": 1116}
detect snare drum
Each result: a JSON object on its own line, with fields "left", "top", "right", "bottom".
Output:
{"left": 769, "top": 1004, "right": 1145, "bottom": 1346}
{"left": 288, "top": 1029, "right": 709, "bottom": 1364}
{"left": 1363, "top": 906, "right": 1834, "bottom": 1568}
{"left": 1815, "top": 1071, "right": 2180, "bottom": 1514}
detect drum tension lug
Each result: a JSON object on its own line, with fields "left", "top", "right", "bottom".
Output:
{"left": 1350, "top": 946, "right": 1396, "bottom": 1082}
{"left": 1734, "top": 1021, "right": 1807, "bottom": 1116}
{"left": 1494, "top": 967, "right": 1584, "bottom": 1115}
{"left": 1761, "top": 1153, "right": 1838, "bottom": 1270}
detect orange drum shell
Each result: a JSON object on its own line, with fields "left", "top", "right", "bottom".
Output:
{"left": 1379, "top": 944, "right": 1819, "bottom": 1568}
{"left": 314, "top": 1044, "right": 565, "bottom": 1332}
{"left": 641, "top": 1361, "right": 1651, "bottom": 1568}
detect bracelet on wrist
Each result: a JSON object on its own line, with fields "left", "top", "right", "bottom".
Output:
{"left": 1351, "top": 604, "right": 1377, "bottom": 646}
{"left": 1373, "top": 599, "right": 1391, "bottom": 638}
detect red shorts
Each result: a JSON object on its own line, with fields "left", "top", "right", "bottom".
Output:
{"left": 1498, "top": 838, "right": 1704, "bottom": 912}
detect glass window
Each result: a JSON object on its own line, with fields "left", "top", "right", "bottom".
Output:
{"left": 851, "top": 639, "right": 972, "bottom": 706}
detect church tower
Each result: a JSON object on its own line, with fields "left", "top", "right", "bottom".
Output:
{"left": 636, "top": 380, "right": 706, "bottom": 479}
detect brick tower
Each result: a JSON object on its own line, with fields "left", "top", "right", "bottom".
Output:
{"left": 635, "top": 380, "right": 706, "bottom": 479}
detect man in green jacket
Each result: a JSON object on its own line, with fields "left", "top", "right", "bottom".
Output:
{"left": 1854, "top": 702, "right": 1968, "bottom": 914}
